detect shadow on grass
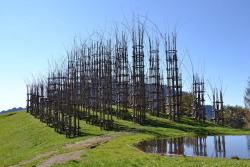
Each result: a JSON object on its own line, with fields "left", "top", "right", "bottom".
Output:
{"left": 0, "top": 113, "right": 16, "bottom": 119}
{"left": 111, "top": 115, "right": 220, "bottom": 136}
{"left": 52, "top": 127, "right": 94, "bottom": 138}
{"left": 146, "top": 117, "right": 219, "bottom": 136}
{"left": 112, "top": 121, "right": 161, "bottom": 135}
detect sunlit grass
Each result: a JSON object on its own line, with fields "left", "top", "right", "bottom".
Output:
{"left": 0, "top": 110, "right": 107, "bottom": 167}
{"left": 64, "top": 133, "right": 250, "bottom": 167}
{"left": 1, "top": 109, "right": 250, "bottom": 167}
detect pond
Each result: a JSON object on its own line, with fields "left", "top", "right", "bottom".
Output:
{"left": 136, "top": 135, "right": 250, "bottom": 159}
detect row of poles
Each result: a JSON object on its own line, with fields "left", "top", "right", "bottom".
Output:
{"left": 26, "top": 24, "right": 224, "bottom": 138}
{"left": 191, "top": 75, "right": 224, "bottom": 124}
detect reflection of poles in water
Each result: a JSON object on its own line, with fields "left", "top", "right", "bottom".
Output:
{"left": 193, "top": 137, "right": 207, "bottom": 156}
{"left": 156, "top": 139, "right": 167, "bottom": 154}
{"left": 143, "top": 139, "right": 167, "bottom": 155}
{"left": 167, "top": 138, "right": 184, "bottom": 155}
{"left": 214, "top": 136, "right": 226, "bottom": 158}
{"left": 177, "top": 138, "right": 185, "bottom": 155}
{"left": 152, "top": 139, "right": 158, "bottom": 153}
{"left": 247, "top": 136, "right": 250, "bottom": 151}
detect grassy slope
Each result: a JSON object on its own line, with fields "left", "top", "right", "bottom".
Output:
{"left": 0, "top": 110, "right": 107, "bottom": 167}
{"left": 1, "top": 110, "right": 250, "bottom": 167}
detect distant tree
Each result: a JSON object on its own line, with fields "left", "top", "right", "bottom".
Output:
{"left": 224, "top": 105, "right": 246, "bottom": 128}
{"left": 244, "top": 77, "right": 250, "bottom": 117}
{"left": 181, "top": 92, "right": 192, "bottom": 116}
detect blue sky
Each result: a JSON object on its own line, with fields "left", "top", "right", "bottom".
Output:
{"left": 0, "top": 0, "right": 250, "bottom": 111}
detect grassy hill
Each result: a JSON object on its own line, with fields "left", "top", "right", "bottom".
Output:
{"left": 1, "top": 110, "right": 250, "bottom": 167}
{"left": 0, "top": 107, "right": 25, "bottom": 114}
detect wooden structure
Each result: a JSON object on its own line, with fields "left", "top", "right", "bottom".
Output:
{"left": 24, "top": 20, "right": 224, "bottom": 138}
{"left": 114, "top": 34, "right": 129, "bottom": 119}
{"left": 165, "top": 34, "right": 182, "bottom": 122}
{"left": 131, "top": 26, "right": 146, "bottom": 124}
{"left": 148, "top": 39, "right": 161, "bottom": 117}
{"left": 191, "top": 74, "right": 206, "bottom": 122}
{"left": 212, "top": 89, "right": 224, "bottom": 125}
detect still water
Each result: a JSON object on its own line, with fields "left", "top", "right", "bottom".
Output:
{"left": 136, "top": 135, "right": 250, "bottom": 159}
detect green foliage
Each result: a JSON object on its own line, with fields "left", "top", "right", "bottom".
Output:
{"left": 230, "top": 156, "right": 240, "bottom": 160}
{"left": 244, "top": 77, "right": 250, "bottom": 110}
{"left": 181, "top": 93, "right": 192, "bottom": 116}
{"left": 224, "top": 105, "right": 246, "bottom": 128}
{"left": 244, "top": 77, "right": 250, "bottom": 127}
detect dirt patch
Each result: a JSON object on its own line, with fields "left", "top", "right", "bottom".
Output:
{"left": 36, "top": 150, "right": 84, "bottom": 167}
{"left": 9, "top": 150, "right": 57, "bottom": 167}
{"left": 37, "top": 132, "right": 126, "bottom": 167}
{"left": 11, "top": 132, "right": 128, "bottom": 167}
{"left": 63, "top": 132, "right": 121, "bottom": 149}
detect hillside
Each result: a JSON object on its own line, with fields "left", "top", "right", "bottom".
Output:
{"left": 205, "top": 105, "right": 213, "bottom": 119}
{"left": 0, "top": 107, "right": 25, "bottom": 114}
{"left": 1, "top": 110, "right": 250, "bottom": 167}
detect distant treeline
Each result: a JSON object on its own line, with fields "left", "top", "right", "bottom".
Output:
{"left": 0, "top": 107, "right": 25, "bottom": 114}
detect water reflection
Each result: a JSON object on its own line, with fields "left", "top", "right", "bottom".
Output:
{"left": 193, "top": 137, "right": 207, "bottom": 156}
{"left": 247, "top": 135, "right": 250, "bottom": 150}
{"left": 136, "top": 135, "right": 250, "bottom": 159}
{"left": 214, "top": 136, "right": 226, "bottom": 158}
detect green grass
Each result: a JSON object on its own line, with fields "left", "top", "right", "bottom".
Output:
{"left": 1, "top": 110, "right": 250, "bottom": 167}
{"left": 0, "top": 110, "right": 107, "bottom": 167}
{"left": 53, "top": 133, "right": 250, "bottom": 167}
